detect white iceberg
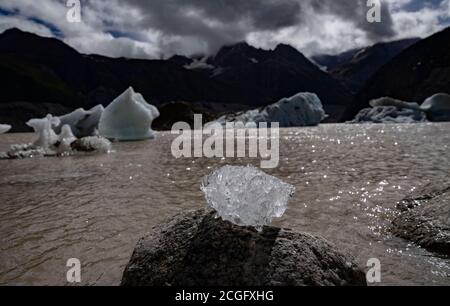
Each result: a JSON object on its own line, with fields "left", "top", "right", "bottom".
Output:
{"left": 98, "top": 87, "right": 160, "bottom": 141}
{"left": 26, "top": 114, "right": 61, "bottom": 149}
{"left": 0, "top": 124, "right": 11, "bottom": 134}
{"left": 201, "top": 165, "right": 295, "bottom": 229}
{"left": 350, "top": 96, "right": 428, "bottom": 124}
{"left": 420, "top": 93, "right": 450, "bottom": 122}
{"left": 54, "top": 105, "right": 104, "bottom": 137}
{"left": 208, "top": 92, "right": 327, "bottom": 128}
{"left": 55, "top": 124, "right": 77, "bottom": 155}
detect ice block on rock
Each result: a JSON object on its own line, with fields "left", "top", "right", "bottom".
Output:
{"left": 98, "top": 87, "right": 160, "bottom": 141}
{"left": 201, "top": 165, "right": 295, "bottom": 229}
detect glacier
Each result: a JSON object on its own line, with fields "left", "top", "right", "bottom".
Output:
{"left": 98, "top": 87, "right": 160, "bottom": 141}
{"left": 420, "top": 93, "right": 450, "bottom": 122}
{"left": 54, "top": 105, "right": 104, "bottom": 138}
{"left": 0, "top": 124, "right": 11, "bottom": 134}
{"left": 207, "top": 92, "right": 327, "bottom": 128}
{"left": 201, "top": 165, "right": 295, "bottom": 229}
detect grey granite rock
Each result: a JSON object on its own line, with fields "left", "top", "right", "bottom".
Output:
{"left": 392, "top": 183, "right": 450, "bottom": 256}
{"left": 121, "top": 209, "right": 367, "bottom": 286}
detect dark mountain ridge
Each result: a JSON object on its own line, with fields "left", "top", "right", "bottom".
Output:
{"left": 343, "top": 26, "right": 450, "bottom": 121}
{"left": 0, "top": 28, "right": 351, "bottom": 131}
{"left": 313, "top": 38, "right": 420, "bottom": 92}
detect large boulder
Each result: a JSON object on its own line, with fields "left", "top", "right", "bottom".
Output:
{"left": 121, "top": 209, "right": 366, "bottom": 286}
{"left": 392, "top": 183, "right": 450, "bottom": 255}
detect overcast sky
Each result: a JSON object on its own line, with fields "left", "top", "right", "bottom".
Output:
{"left": 0, "top": 0, "right": 449, "bottom": 58}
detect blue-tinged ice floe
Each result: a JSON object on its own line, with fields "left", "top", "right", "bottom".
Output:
{"left": 54, "top": 105, "right": 104, "bottom": 138}
{"left": 98, "top": 87, "right": 160, "bottom": 141}
{"left": 26, "top": 114, "right": 61, "bottom": 150}
{"left": 207, "top": 92, "right": 327, "bottom": 128}
{"left": 351, "top": 94, "right": 450, "bottom": 124}
{"left": 420, "top": 93, "right": 450, "bottom": 122}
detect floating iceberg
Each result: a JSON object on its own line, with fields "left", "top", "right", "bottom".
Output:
{"left": 55, "top": 105, "right": 104, "bottom": 137}
{"left": 201, "top": 165, "right": 295, "bottom": 229}
{"left": 1, "top": 114, "right": 112, "bottom": 159}
{"left": 0, "top": 124, "right": 11, "bottom": 134}
{"left": 55, "top": 124, "right": 77, "bottom": 155}
{"left": 351, "top": 106, "right": 427, "bottom": 124}
{"left": 208, "top": 92, "right": 327, "bottom": 128}
{"left": 98, "top": 87, "right": 160, "bottom": 141}
{"left": 369, "top": 97, "right": 421, "bottom": 110}
{"left": 26, "top": 114, "right": 61, "bottom": 149}
{"left": 420, "top": 93, "right": 450, "bottom": 122}
{"left": 71, "top": 136, "right": 112, "bottom": 153}
{"left": 350, "top": 96, "right": 427, "bottom": 124}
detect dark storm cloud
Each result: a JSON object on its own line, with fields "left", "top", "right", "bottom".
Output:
{"left": 310, "top": 0, "right": 395, "bottom": 39}
{"left": 123, "top": 0, "right": 396, "bottom": 54}
{"left": 125, "top": 0, "right": 303, "bottom": 53}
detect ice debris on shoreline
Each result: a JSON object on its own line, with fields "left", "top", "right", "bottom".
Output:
{"left": 350, "top": 94, "right": 450, "bottom": 124}
{"left": 420, "top": 93, "right": 450, "bottom": 122}
{"left": 201, "top": 165, "right": 295, "bottom": 229}
{"left": 1, "top": 115, "right": 111, "bottom": 160}
{"left": 98, "top": 87, "right": 160, "bottom": 141}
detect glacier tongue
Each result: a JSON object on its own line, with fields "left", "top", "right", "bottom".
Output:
{"left": 201, "top": 165, "right": 295, "bottom": 229}
{"left": 98, "top": 87, "right": 160, "bottom": 141}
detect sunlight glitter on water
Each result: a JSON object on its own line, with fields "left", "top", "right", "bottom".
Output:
{"left": 0, "top": 123, "right": 449, "bottom": 285}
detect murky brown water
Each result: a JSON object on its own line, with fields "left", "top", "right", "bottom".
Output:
{"left": 0, "top": 123, "right": 449, "bottom": 286}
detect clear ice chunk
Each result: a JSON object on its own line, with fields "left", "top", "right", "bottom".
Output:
{"left": 201, "top": 165, "right": 295, "bottom": 229}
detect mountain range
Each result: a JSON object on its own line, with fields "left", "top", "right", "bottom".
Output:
{"left": 343, "top": 26, "right": 450, "bottom": 121}
{"left": 313, "top": 38, "right": 420, "bottom": 92}
{"left": 0, "top": 27, "right": 449, "bottom": 131}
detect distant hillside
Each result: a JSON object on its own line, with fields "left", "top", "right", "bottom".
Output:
{"left": 313, "top": 38, "right": 420, "bottom": 92}
{"left": 343, "top": 27, "right": 450, "bottom": 121}
{"left": 0, "top": 28, "right": 352, "bottom": 131}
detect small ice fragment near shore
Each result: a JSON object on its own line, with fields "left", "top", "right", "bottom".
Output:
{"left": 71, "top": 136, "right": 112, "bottom": 153}
{"left": 55, "top": 124, "right": 77, "bottom": 154}
{"left": 55, "top": 105, "right": 104, "bottom": 137}
{"left": 201, "top": 165, "right": 295, "bottom": 229}
{"left": 98, "top": 87, "right": 160, "bottom": 141}
{"left": 0, "top": 124, "right": 11, "bottom": 134}
{"left": 26, "top": 114, "right": 60, "bottom": 149}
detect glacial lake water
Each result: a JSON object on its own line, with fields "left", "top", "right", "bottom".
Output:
{"left": 0, "top": 123, "right": 449, "bottom": 286}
